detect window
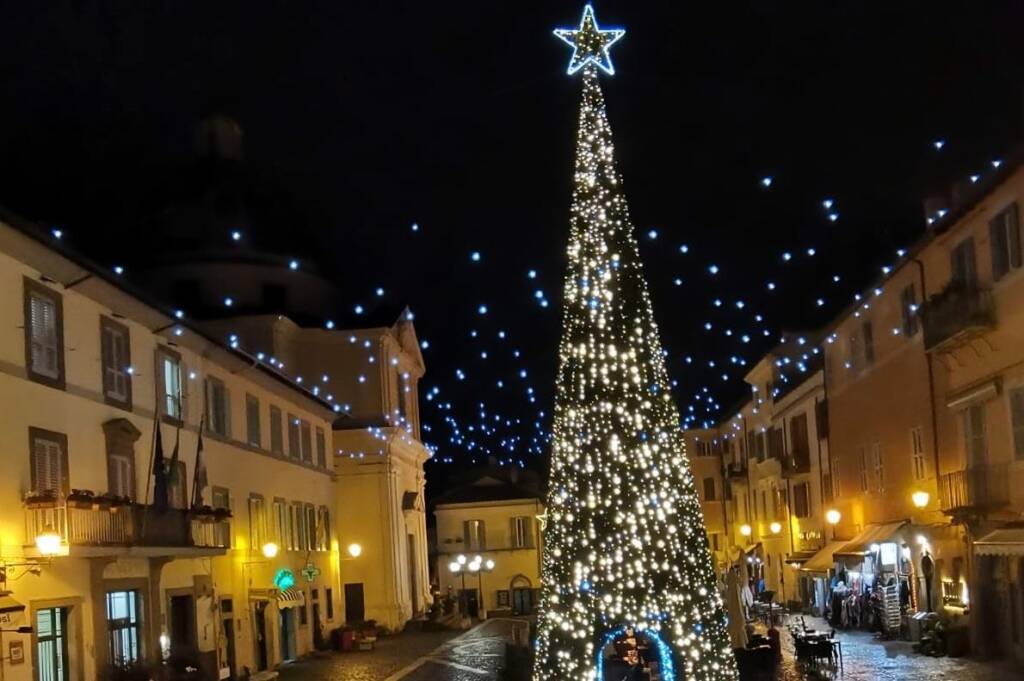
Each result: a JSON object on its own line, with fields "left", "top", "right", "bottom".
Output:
{"left": 205, "top": 377, "right": 230, "bottom": 437}
{"left": 858, "top": 446, "right": 869, "bottom": 492}
{"left": 862, "top": 321, "right": 875, "bottom": 366}
{"left": 106, "top": 590, "right": 141, "bottom": 666}
{"left": 305, "top": 504, "right": 317, "bottom": 550}
{"left": 292, "top": 501, "right": 306, "bottom": 550}
{"left": 300, "top": 420, "right": 313, "bottom": 463}
{"left": 213, "top": 487, "right": 231, "bottom": 547}
{"left": 100, "top": 317, "right": 132, "bottom": 407}
{"left": 964, "top": 403, "right": 987, "bottom": 466}
{"left": 911, "top": 426, "right": 927, "bottom": 479}
{"left": 168, "top": 460, "right": 187, "bottom": 509}
{"left": 156, "top": 348, "right": 183, "bottom": 422}
{"left": 464, "top": 520, "right": 485, "bottom": 551}
{"left": 270, "top": 405, "right": 283, "bottom": 454}
{"left": 109, "top": 450, "right": 134, "bottom": 499}
{"left": 900, "top": 285, "right": 919, "bottom": 337}
{"left": 287, "top": 414, "right": 301, "bottom": 459}
{"left": 248, "top": 494, "right": 266, "bottom": 550}
{"left": 792, "top": 482, "right": 810, "bottom": 518}
{"left": 273, "top": 498, "right": 288, "bottom": 547}
{"left": 326, "top": 587, "right": 334, "bottom": 620}
{"left": 789, "top": 413, "right": 809, "bottom": 469}
{"left": 821, "top": 472, "right": 834, "bottom": 503}
{"left": 1011, "top": 387, "right": 1024, "bottom": 461}
{"left": 951, "top": 237, "right": 978, "bottom": 287}
{"left": 246, "top": 394, "right": 261, "bottom": 447}
{"left": 990, "top": 202, "right": 1021, "bottom": 281}
{"left": 30, "top": 428, "right": 68, "bottom": 496}
{"left": 316, "top": 427, "right": 327, "bottom": 467}
{"left": 511, "top": 516, "right": 533, "bottom": 549}
{"left": 703, "top": 477, "right": 717, "bottom": 502}
{"left": 24, "top": 278, "right": 64, "bottom": 388}
{"left": 871, "top": 441, "right": 884, "bottom": 492}
{"left": 298, "top": 591, "right": 308, "bottom": 626}
{"left": 768, "top": 428, "right": 785, "bottom": 460}
{"left": 317, "top": 506, "right": 331, "bottom": 551}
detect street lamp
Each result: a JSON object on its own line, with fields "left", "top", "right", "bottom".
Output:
{"left": 911, "top": 491, "right": 930, "bottom": 509}
{"left": 467, "top": 555, "right": 496, "bottom": 620}
{"left": 347, "top": 543, "right": 363, "bottom": 558}
{"left": 739, "top": 524, "right": 752, "bottom": 538}
{"left": 769, "top": 522, "right": 782, "bottom": 535}
{"left": 825, "top": 509, "right": 841, "bottom": 541}
{"left": 448, "top": 555, "right": 469, "bottom": 618}
{"left": 35, "top": 526, "right": 62, "bottom": 557}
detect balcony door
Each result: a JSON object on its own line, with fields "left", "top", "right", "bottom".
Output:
{"left": 964, "top": 403, "right": 987, "bottom": 468}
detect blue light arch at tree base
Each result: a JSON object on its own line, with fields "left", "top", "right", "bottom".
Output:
{"left": 595, "top": 625, "right": 675, "bottom": 681}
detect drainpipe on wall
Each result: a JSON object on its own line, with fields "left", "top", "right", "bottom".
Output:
{"left": 911, "top": 258, "right": 943, "bottom": 491}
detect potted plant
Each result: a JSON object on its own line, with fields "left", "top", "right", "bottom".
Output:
{"left": 212, "top": 507, "right": 232, "bottom": 522}
{"left": 108, "top": 495, "right": 132, "bottom": 512}
{"left": 190, "top": 505, "right": 218, "bottom": 523}
{"left": 24, "top": 490, "right": 58, "bottom": 509}
{"left": 67, "top": 489, "right": 96, "bottom": 510}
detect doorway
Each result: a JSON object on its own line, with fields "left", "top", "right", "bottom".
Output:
{"left": 36, "top": 607, "right": 70, "bottom": 681}
{"left": 512, "top": 588, "right": 533, "bottom": 615}
{"left": 344, "top": 583, "right": 365, "bottom": 624}
{"left": 220, "top": 598, "right": 237, "bottom": 680}
{"left": 168, "top": 594, "right": 197, "bottom": 660}
{"left": 252, "top": 601, "right": 269, "bottom": 671}
{"left": 460, "top": 589, "right": 479, "bottom": 618}
{"left": 278, "top": 607, "right": 297, "bottom": 662}
{"left": 311, "top": 590, "right": 323, "bottom": 650}
{"left": 408, "top": 534, "right": 420, "bottom": 616}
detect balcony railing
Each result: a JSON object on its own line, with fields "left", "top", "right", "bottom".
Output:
{"left": 921, "top": 285, "right": 996, "bottom": 352}
{"left": 782, "top": 455, "right": 811, "bottom": 478}
{"left": 938, "top": 463, "right": 1010, "bottom": 513}
{"left": 725, "top": 462, "right": 748, "bottom": 481}
{"left": 25, "top": 497, "right": 230, "bottom": 551}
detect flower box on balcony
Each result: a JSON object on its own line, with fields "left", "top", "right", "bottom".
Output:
{"left": 67, "top": 489, "right": 96, "bottom": 510}
{"left": 212, "top": 507, "right": 232, "bottom": 521}
{"left": 190, "top": 506, "right": 225, "bottom": 524}
{"left": 24, "top": 491, "right": 58, "bottom": 509}
{"left": 97, "top": 494, "right": 132, "bottom": 512}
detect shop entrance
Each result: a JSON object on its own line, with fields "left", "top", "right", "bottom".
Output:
{"left": 279, "top": 606, "right": 297, "bottom": 662}
{"left": 168, "top": 593, "right": 197, "bottom": 660}
{"left": 252, "top": 600, "right": 269, "bottom": 671}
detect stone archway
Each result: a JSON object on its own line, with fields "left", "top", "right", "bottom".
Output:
{"left": 595, "top": 625, "right": 676, "bottom": 681}
{"left": 509, "top": 575, "right": 534, "bottom": 615}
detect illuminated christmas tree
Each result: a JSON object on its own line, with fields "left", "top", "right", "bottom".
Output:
{"left": 534, "top": 7, "right": 738, "bottom": 681}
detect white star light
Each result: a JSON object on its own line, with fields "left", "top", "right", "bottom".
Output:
{"left": 554, "top": 5, "right": 625, "bottom": 76}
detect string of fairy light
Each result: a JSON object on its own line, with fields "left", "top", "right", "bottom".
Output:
{"left": 40, "top": 53, "right": 1010, "bottom": 470}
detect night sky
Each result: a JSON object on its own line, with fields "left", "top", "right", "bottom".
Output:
{"left": 3, "top": 2, "right": 1024, "bottom": 481}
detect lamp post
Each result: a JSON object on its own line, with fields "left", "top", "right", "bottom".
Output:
{"left": 467, "top": 556, "right": 495, "bottom": 620}
{"left": 448, "top": 555, "right": 469, "bottom": 619}
{"left": 825, "top": 509, "right": 841, "bottom": 541}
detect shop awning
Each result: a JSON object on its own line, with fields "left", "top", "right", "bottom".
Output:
{"left": 974, "top": 527, "right": 1024, "bottom": 556}
{"left": 742, "top": 542, "right": 762, "bottom": 555}
{"left": 833, "top": 521, "right": 908, "bottom": 558}
{"left": 800, "top": 541, "right": 846, "bottom": 573}
{"left": 276, "top": 589, "right": 305, "bottom": 609}
{"left": 785, "top": 550, "right": 819, "bottom": 566}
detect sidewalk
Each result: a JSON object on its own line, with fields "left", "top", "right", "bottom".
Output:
{"left": 774, "top": 616, "right": 1010, "bottom": 681}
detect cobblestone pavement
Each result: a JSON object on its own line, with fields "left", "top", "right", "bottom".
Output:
{"left": 277, "top": 618, "right": 525, "bottom": 681}
{"left": 773, "top": 617, "right": 1011, "bottom": 681}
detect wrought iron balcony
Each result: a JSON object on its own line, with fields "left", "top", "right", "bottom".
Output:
{"left": 24, "top": 494, "right": 230, "bottom": 555}
{"left": 938, "top": 463, "right": 1010, "bottom": 513}
{"left": 921, "top": 284, "right": 996, "bottom": 352}
{"left": 782, "top": 453, "right": 811, "bottom": 478}
{"left": 725, "top": 462, "right": 748, "bottom": 482}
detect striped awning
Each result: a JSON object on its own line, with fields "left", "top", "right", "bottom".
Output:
{"left": 800, "top": 541, "right": 846, "bottom": 573}
{"left": 974, "top": 528, "right": 1024, "bottom": 556}
{"left": 277, "top": 589, "right": 305, "bottom": 609}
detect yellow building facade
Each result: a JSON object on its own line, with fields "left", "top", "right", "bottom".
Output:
{"left": 433, "top": 469, "right": 543, "bottom": 618}
{"left": 0, "top": 212, "right": 341, "bottom": 681}
{"left": 200, "top": 312, "right": 432, "bottom": 632}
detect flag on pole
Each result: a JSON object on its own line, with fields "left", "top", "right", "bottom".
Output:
{"left": 153, "top": 419, "right": 168, "bottom": 513}
{"left": 192, "top": 416, "right": 209, "bottom": 508}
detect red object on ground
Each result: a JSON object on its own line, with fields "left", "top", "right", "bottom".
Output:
{"left": 341, "top": 629, "right": 354, "bottom": 651}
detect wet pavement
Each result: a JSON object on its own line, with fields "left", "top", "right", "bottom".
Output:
{"left": 277, "top": 618, "right": 526, "bottom": 681}
{"left": 774, "top": 617, "right": 1010, "bottom": 681}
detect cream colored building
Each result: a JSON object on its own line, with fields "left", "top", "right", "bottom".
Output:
{"left": 0, "top": 210, "right": 341, "bottom": 681}
{"left": 200, "top": 313, "right": 431, "bottom": 632}
{"left": 681, "top": 429, "right": 729, "bottom": 572}
{"left": 433, "top": 468, "right": 543, "bottom": 618}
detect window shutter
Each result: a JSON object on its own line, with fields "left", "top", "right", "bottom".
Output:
{"left": 1010, "top": 203, "right": 1022, "bottom": 269}
{"left": 463, "top": 521, "right": 470, "bottom": 546}
{"left": 101, "top": 327, "right": 114, "bottom": 395}
{"left": 991, "top": 218, "right": 1009, "bottom": 281}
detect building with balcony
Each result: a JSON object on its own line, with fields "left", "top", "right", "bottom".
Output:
{"left": 0, "top": 209, "right": 340, "bottom": 681}
{"left": 682, "top": 429, "right": 730, "bottom": 573}
{"left": 200, "top": 311, "right": 432, "bottom": 632}
{"left": 433, "top": 466, "right": 543, "bottom": 619}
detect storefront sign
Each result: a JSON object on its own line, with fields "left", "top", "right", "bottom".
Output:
{"left": 9, "top": 640, "right": 24, "bottom": 665}
{"left": 273, "top": 568, "right": 295, "bottom": 591}
{"left": 880, "top": 542, "right": 898, "bottom": 567}
{"left": 301, "top": 563, "right": 320, "bottom": 583}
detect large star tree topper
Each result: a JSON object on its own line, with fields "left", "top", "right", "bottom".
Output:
{"left": 554, "top": 4, "right": 626, "bottom": 76}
